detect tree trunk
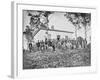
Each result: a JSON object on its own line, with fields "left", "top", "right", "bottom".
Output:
{"left": 75, "top": 26, "right": 78, "bottom": 48}
{"left": 75, "top": 26, "right": 77, "bottom": 40}
{"left": 84, "top": 26, "right": 87, "bottom": 48}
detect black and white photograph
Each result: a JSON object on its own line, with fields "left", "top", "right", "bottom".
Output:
{"left": 23, "top": 10, "right": 91, "bottom": 69}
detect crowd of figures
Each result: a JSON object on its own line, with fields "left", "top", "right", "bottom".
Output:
{"left": 27, "top": 36, "right": 89, "bottom": 53}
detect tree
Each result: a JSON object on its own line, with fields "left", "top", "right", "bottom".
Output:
{"left": 64, "top": 12, "right": 81, "bottom": 40}
{"left": 23, "top": 25, "right": 33, "bottom": 43}
{"left": 64, "top": 12, "right": 91, "bottom": 48}
{"left": 79, "top": 13, "right": 91, "bottom": 42}
{"left": 24, "top": 11, "right": 53, "bottom": 43}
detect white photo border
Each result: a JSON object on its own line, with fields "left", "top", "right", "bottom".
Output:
{"left": 12, "top": 2, "right": 97, "bottom": 78}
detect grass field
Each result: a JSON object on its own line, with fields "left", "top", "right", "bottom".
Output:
{"left": 23, "top": 48, "right": 91, "bottom": 69}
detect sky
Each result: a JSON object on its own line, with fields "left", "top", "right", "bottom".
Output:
{"left": 23, "top": 10, "right": 91, "bottom": 44}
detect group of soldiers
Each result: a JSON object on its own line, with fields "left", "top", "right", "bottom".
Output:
{"left": 36, "top": 38, "right": 55, "bottom": 52}
{"left": 28, "top": 36, "right": 88, "bottom": 52}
